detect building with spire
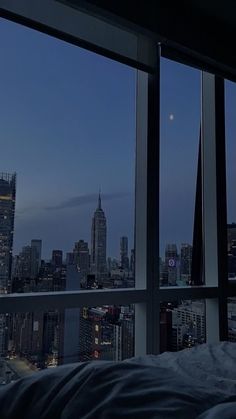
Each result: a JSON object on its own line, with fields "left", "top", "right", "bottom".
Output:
{"left": 91, "top": 193, "right": 107, "bottom": 279}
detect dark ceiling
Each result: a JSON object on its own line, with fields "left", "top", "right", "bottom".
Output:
{"left": 60, "top": 0, "right": 236, "bottom": 80}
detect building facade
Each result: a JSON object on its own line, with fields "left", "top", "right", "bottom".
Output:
{"left": 120, "top": 236, "right": 129, "bottom": 270}
{"left": 0, "top": 173, "right": 16, "bottom": 355}
{"left": 0, "top": 172, "right": 16, "bottom": 293}
{"left": 180, "top": 243, "right": 192, "bottom": 283}
{"left": 51, "top": 250, "right": 63, "bottom": 269}
{"left": 90, "top": 193, "right": 107, "bottom": 279}
{"left": 164, "top": 244, "right": 179, "bottom": 286}
{"left": 73, "top": 240, "right": 89, "bottom": 282}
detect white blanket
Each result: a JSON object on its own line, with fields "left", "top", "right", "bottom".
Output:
{"left": 0, "top": 342, "right": 235, "bottom": 418}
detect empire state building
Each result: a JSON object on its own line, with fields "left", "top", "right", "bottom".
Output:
{"left": 91, "top": 193, "right": 107, "bottom": 279}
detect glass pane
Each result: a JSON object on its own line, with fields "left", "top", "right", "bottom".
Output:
{"left": 160, "top": 58, "right": 200, "bottom": 287}
{"left": 0, "top": 18, "right": 136, "bottom": 295}
{"left": 228, "top": 298, "right": 236, "bottom": 342}
{"left": 0, "top": 304, "right": 135, "bottom": 384}
{"left": 225, "top": 80, "right": 236, "bottom": 280}
{"left": 160, "top": 299, "right": 206, "bottom": 352}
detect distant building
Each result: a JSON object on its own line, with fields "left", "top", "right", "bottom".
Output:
{"left": 91, "top": 193, "right": 107, "bottom": 279}
{"left": 79, "top": 305, "right": 134, "bottom": 362}
{"left": 66, "top": 252, "right": 74, "bottom": 265}
{"left": 164, "top": 244, "right": 179, "bottom": 286}
{"left": 79, "top": 306, "right": 116, "bottom": 362}
{"left": 180, "top": 243, "right": 192, "bottom": 283}
{"left": 160, "top": 305, "right": 172, "bottom": 353}
{"left": 30, "top": 240, "right": 42, "bottom": 278}
{"left": 73, "top": 240, "right": 89, "bottom": 281}
{"left": 172, "top": 300, "right": 205, "bottom": 350}
{"left": 51, "top": 250, "right": 63, "bottom": 268}
{"left": 0, "top": 173, "right": 16, "bottom": 355}
{"left": 12, "top": 240, "right": 42, "bottom": 280}
{"left": 130, "top": 248, "right": 135, "bottom": 278}
{"left": 227, "top": 223, "right": 236, "bottom": 251}
{"left": 107, "top": 257, "right": 119, "bottom": 274}
{"left": 120, "top": 236, "right": 129, "bottom": 270}
{"left": 16, "top": 246, "right": 32, "bottom": 278}
{"left": 0, "top": 172, "right": 16, "bottom": 293}
{"left": 62, "top": 264, "right": 81, "bottom": 364}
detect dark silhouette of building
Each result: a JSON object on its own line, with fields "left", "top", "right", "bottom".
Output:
{"left": 52, "top": 250, "right": 63, "bottom": 269}
{"left": 91, "top": 193, "right": 107, "bottom": 279}
{"left": 31, "top": 240, "right": 42, "bottom": 278}
{"left": 120, "top": 236, "right": 129, "bottom": 270}
{"left": 0, "top": 173, "right": 16, "bottom": 355}
{"left": 0, "top": 172, "right": 16, "bottom": 293}
{"left": 130, "top": 248, "right": 135, "bottom": 278}
{"left": 73, "top": 240, "right": 89, "bottom": 282}
{"left": 164, "top": 244, "right": 179, "bottom": 286}
{"left": 180, "top": 243, "right": 192, "bottom": 283}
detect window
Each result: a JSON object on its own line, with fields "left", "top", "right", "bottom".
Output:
{"left": 0, "top": 0, "right": 236, "bottom": 386}
{"left": 225, "top": 80, "right": 236, "bottom": 281}
{"left": 160, "top": 58, "right": 200, "bottom": 287}
{"left": 0, "top": 18, "right": 136, "bottom": 296}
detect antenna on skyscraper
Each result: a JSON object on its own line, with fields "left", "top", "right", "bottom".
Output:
{"left": 98, "top": 187, "right": 102, "bottom": 210}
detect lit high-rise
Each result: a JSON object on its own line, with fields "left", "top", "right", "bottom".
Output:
{"left": 0, "top": 172, "right": 16, "bottom": 293}
{"left": 91, "top": 193, "right": 107, "bottom": 279}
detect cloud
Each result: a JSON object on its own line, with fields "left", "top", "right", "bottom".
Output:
{"left": 15, "top": 192, "right": 132, "bottom": 217}
{"left": 44, "top": 192, "right": 131, "bottom": 211}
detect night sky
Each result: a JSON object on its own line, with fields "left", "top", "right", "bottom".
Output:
{"left": 0, "top": 18, "right": 235, "bottom": 260}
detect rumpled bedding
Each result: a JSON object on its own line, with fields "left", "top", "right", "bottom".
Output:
{"left": 0, "top": 342, "right": 235, "bottom": 418}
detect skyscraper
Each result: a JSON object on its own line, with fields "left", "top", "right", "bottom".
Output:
{"left": 73, "top": 240, "right": 89, "bottom": 282}
{"left": 31, "top": 239, "right": 42, "bottom": 278}
{"left": 91, "top": 193, "right": 107, "bottom": 279}
{"left": 130, "top": 248, "right": 135, "bottom": 278}
{"left": 120, "top": 236, "right": 129, "bottom": 270}
{"left": 63, "top": 264, "right": 81, "bottom": 364}
{"left": 0, "top": 172, "right": 16, "bottom": 293}
{"left": 0, "top": 173, "right": 16, "bottom": 356}
{"left": 52, "top": 250, "right": 63, "bottom": 269}
{"left": 180, "top": 243, "right": 192, "bottom": 283}
{"left": 164, "top": 244, "right": 179, "bottom": 286}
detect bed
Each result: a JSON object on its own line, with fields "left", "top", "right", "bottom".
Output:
{"left": 0, "top": 342, "right": 236, "bottom": 418}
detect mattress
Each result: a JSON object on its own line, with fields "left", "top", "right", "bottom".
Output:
{"left": 0, "top": 342, "right": 236, "bottom": 418}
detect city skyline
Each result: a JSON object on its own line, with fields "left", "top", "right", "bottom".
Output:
{"left": 0, "top": 18, "right": 235, "bottom": 260}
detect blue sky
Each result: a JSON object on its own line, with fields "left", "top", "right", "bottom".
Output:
{"left": 0, "top": 18, "right": 235, "bottom": 259}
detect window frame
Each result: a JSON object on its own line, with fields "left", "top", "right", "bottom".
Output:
{"left": 0, "top": 1, "right": 235, "bottom": 356}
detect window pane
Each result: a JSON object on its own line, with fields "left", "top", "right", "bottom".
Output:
{"left": 225, "top": 81, "right": 236, "bottom": 280}
{"left": 160, "top": 299, "right": 206, "bottom": 352}
{"left": 0, "top": 18, "right": 136, "bottom": 295}
{"left": 228, "top": 298, "right": 236, "bottom": 342}
{"left": 160, "top": 58, "right": 201, "bottom": 286}
{"left": 0, "top": 304, "right": 135, "bottom": 384}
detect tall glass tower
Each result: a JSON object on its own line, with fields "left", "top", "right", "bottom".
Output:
{"left": 0, "top": 172, "right": 16, "bottom": 293}
{"left": 91, "top": 193, "right": 107, "bottom": 279}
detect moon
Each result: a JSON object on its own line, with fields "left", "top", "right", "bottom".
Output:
{"left": 169, "top": 113, "right": 174, "bottom": 121}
